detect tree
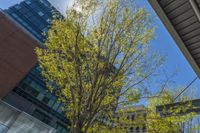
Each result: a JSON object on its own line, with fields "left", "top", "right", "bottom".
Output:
{"left": 36, "top": 0, "right": 161, "bottom": 132}
{"left": 146, "top": 90, "right": 196, "bottom": 133}
{"left": 91, "top": 89, "right": 198, "bottom": 133}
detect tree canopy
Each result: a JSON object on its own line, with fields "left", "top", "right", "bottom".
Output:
{"left": 36, "top": 0, "right": 162, "bottom": 132}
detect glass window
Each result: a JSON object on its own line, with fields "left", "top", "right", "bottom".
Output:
{"left": 32, "top": 109, "right": 51, "bottom": 124}
{"left": 46, "top": 18, "right": 52, "bottom": 24}
{"left": 30, "top": 81, "right": 38, "bottom": 89}
{"left": 35, "top": 66, "right": 41, "bottom": 71}
{"left": 42, "top": 27, "right": 48, "bottom": 34}
{"left": 56, "top": 123, "right": 68, "bottom": 133}
{"left": 142, "top": 126, "right": 146, "bottom": 132}
{"left": 136, "top": 127, "right": 139, "bottom": 132}
{"left": 42, "top": 96, "right": 50, "bottom": 104}
{"left": 39, "top": 23, "right": 46, "bottom": 29}
{"left": 40, "top": 0, "right": 51, "bottom": 7}
{"left": 127, "top": 116, "right": 129, "bottom": 120}
{"left": 48, "top": 99, "right": 55, "bottom": 107}
{"left": 32, "top": 19, "right": 41, "bottom": 27}
{"left": 57, "top": 126, "right": 62, "bottom": 133}
{"left": 15, "top": 5, "right": 21, "bottom": 10}
{"left": 38, "top": 11, "right": 44, "bottom": 16}
{"left": 30, "top": 16, "right": 38, "bottom": 23}
{"left": 30, "top": 89, "right": 39, "bottom": 97}
{"left": 16, "top": 17, "right": 23, "bottom": 23}
{"left": 27, "top": 26, "right": 36, "bottom": 34}
{"left": 37, "top": 93, "right": 44, "bottom": 101}
{"left": 25, "top": 0, "right": 31, "bottom": 5}
{"left": 35, "top": 33, "right": 42, "bottom": 39}
{"left": 24, "top": 12, "right": 33, "bottom": 18}
{"left": 11, "top": 13, "right": 18, "bottom": 18}
{"left": 131, "top": 115, "right": 134, "bottom": 121}
{"left": 143, "top": 113, "right": 147, "bottom": 118}
{"left": 22, "top": 85, "right": 39, "bottom": 97}
{"left": 130, "top": 127, "right": 133, "bottom": 132}
{"left": 19, "top": 82, "right": 28, "bottom": 89}
{"left": 19, "top": 7, "right": 29, "bottom": 13}
{"left": 29, "top": 81, "right": 43, "bottom": 92}
{"left": 57, "top": 104, "right": 64, "bottom": 113}
{"left": 48, "top": 99, "right": 56, "bottom": 107}
{"left": 37, "top": 85, "right": 44, "bottom": 92}
{"left": 53, "top": 101, "right": 60, "bottom": 110}
{"left": 29, "top": 3, "right": 36, "bottom": 9}
{"left": 24, "top": 77, "right": 32, "bottom": 84}
{"left": 62, "top": 128, "right": 67, "bottom": 133}
{"left": 22, "top": 21, "right": 29, "bottom": 27}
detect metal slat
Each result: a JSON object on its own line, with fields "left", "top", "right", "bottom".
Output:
{"left": 179, "top": 21, "right": 200, "bottom": 36}
{"left": 159, "top": 0, "right": 175, "bottom": 7}
{"left": 189, "top": 46, "right": 200, "bottom": 55}
{"left": 194, "top": 55, "right": 200, "bottom": 60}
{"left": 182, "top": 28, "right": 200, "bottom": 41}
{"left": 187, "top": 42, "right": 200, "bottom": 50}
{"left": 193, "top": 52, "right": 200, "bottom": 59}
{"left": 163, "top": 0, "right": 188, "bottom": 13}
{"left": 175, "top": 16, "right": 198, "bottom": 30}
{"left": 185, "top": 35, "right": 200, "bottom": 45}
{"left": 196, "top": 0, "right": 200, "bottom": 4}
{"left": 168, "top": 3, "right": 191, "bottom": 19}
{"left": 171, "top": 10, "right": 194, "bottom": 25}
{"left": 194, "top": 57, "right": 200, "bottom": 64}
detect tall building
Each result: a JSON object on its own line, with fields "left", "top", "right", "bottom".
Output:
{"left": 0, "top": 0, "right": 70, "bottom": 132}
{"left": 4, "top": 0, "right": 57, "bottom": 43}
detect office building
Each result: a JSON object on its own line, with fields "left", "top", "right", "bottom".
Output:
{"left": 4, "top": 0, "right": 58, "bottom": 43}
{"left": 0, "top": 0, "right": 69, "bottom": 132}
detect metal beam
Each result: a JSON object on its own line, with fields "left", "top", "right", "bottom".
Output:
{"left": 156, "top": 99, "right": 200, "bottom": 116}
{"left": 189, "top": 0, "right": 200, "bottom": 22}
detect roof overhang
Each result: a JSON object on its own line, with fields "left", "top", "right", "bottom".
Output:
{"left": 148, "top": 0, "right": 200, "bottom": 77}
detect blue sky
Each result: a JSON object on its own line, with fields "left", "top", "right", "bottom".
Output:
{"left": 0, "top": 0, "right": 199, "bottom": 98}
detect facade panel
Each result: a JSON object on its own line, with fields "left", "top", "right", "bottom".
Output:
{"left": 2, "top": 0, "right": 70, "bottom": 132}
{"left": 0, "top": 11, "right": 40, "bottom": 98}
{"left": 4, "top": 0, "right": 57, "bottom": 43}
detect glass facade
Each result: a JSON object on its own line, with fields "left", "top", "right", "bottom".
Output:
{"left": 5, "top": 0, "right": 58, "bottom": 43}
{"left": 56, "top": 123, "right": 70, "bottom": 133}
{"left": 4, "top": 0, "right": 69, "bottom": 132}
{"left": 0, "top": 101, "right": 57, "bottom": 133}
{"left": 16, "top": 65, "right": 65, "bottom": 115}
{"left": 13, "top": 63, "right": 69, "bottom": 131}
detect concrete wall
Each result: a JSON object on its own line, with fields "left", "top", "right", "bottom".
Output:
{"left": 0, "top": 100, "right": 56, "bottom": 133}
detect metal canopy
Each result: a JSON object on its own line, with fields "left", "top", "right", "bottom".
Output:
{"left": 156, "top": 99, "right": 200, "bottom": 116}
{"left": 148, "top": 0, "right": 200, "bottom": 77}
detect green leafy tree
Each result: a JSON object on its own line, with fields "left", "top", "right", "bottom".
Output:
{"left": 36, "top": 0, "right": 161, "bottom": 132}
{"left": 146, "top": 90, "right": 196, "bottom": 133}
{"left": 89, "top": 89, "right": 197, "bottom": 133}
